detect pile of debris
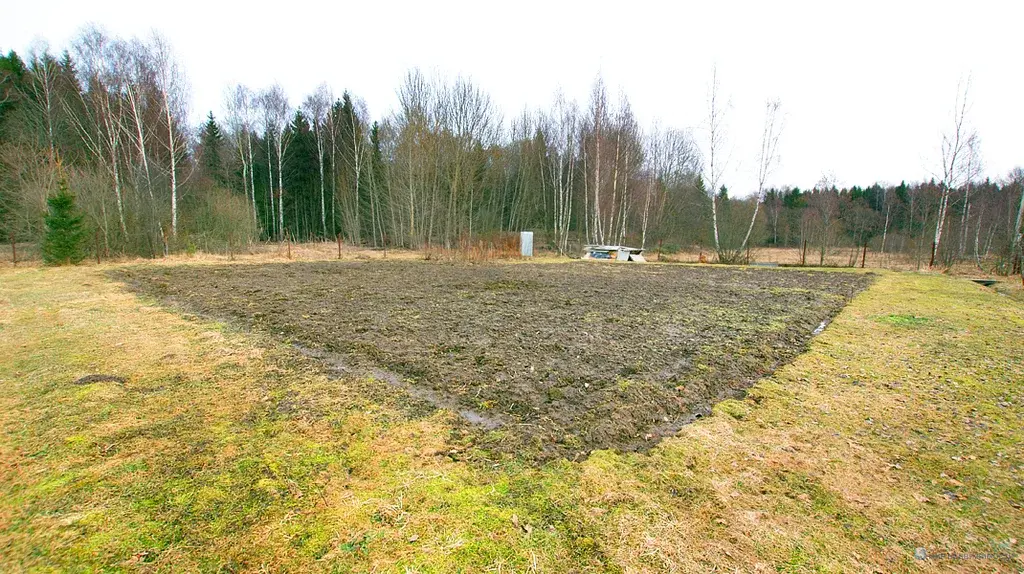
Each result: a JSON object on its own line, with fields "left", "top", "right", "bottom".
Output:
{"left": 582, "top": 245, "right": 646, "bottom": 262}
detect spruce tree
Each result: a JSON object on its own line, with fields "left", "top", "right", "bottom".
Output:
{"left": 42, "top": 176, "right": 86, "bottom": 265}
{"left": 200, "top": 111, "right": 225, "bottom": 185}
{"left": 0, "top": 50, "right": 28, "bottom": 126}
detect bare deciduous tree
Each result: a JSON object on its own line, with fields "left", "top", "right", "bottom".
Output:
{"left": 812, "top": 173, "right": 840, "bottom": 265}
{"left": 931, "top": 78, "right": 975, "bottom": 267}
{"left": 739, "top": 98, "right": 783, "bottom": 255}
{"left": 260, "top": 84, "right": 290, "bottom": 240}
{"left": 69, "top": 26, "right": 128, "bottom": 238}
{"left": 225, "top": 84, "right": 259, "bottom": 230}
{"left": 551, "top": 95, "right": 579, "bottom": 254}
{"left": 703, "top": 66, "right": 727, "bottom": 257}
{"left": 25, "top": 42, "right": 60, "bottom": 164}
{"left": 957, "top": 135, "right": 982, "bottom": 259}
{"left": 1009, "top": 168, "right": 1024, "bottom": 276}
{"left": 302, "top": 84, "right": 331, "bottom": 237}
{"left": 151, "top": 32, "right": 188, "bottom": 238}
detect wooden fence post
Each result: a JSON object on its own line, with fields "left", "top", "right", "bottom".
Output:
{"left": 10, "top": 233, "right": 16, "bottom": 266}
{"left": 95, "top": 229, "right": 101, "bottom": 264}
{"left": 801, "top": 239, "right": 807, "bottom": 266}
{"left": 286, "top": 230, "right": 292, "bottom": 260}
{"left": 337, "top": 233, "right": 342, "bottom": 259}
{"left": 861, "top": 242, "right": 867, "bottom": 268}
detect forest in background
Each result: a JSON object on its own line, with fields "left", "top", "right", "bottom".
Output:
{"left": 1, "top": 26, "right": 1022, "bottom": 271}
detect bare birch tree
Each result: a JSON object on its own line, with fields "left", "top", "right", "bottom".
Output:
{"left": 703, "top": 67, "right": 727, "bottom": 257}
{"left": 812, "top": 173, "right": 840, "bottom": 265}
{"left": 1009, "top": 168, "right": 1024, "bottom": 276}
{"left": 542, "top": 92, "right": 578, "bottom": 254}
{"left": 151, "top": 32, "right": 187, "bottom": 238}
{"left": 259, "top": 89, "right": 277, "bottom": 237}
{"left": 69, "top": 27, "right": 128, "bottom": 238}
{"left": 260, "top": 84, "right": 290, "bottom": 240}
{"left": 739, "top": 98, "right": 783, "bottom": 254}
{"left": 25, "top": 43, "right": 61, "bottom": 164}
{"left": 588, "top": 77, "right": 607, "bottom": 245}
{"left": 226, "top": 84, "right": 259, "bottom": 230}
{"left": 641, "top": 124, "right": 665, "bottom": 249}
{"left": 957, "top": 135, "right": 982, "bottom": 259}
{"left": 303, "top": 84, "right": 331, "bottom": 237}
{"left": 117, "top": 40, "right": 157, "bottom": 206}
{"left": 931, "top": 78, "right": 974, "bottom": 267}
{"left": 343, "top": 93, "right": 370, "bottom": 244}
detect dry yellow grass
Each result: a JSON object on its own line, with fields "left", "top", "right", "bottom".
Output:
{"left": 657, "top": 245, "right": 1013, "bottom": 275}
{"left": 0, "top": 239, "right": 568, "bottom": 269}
{"left": 0, "top": 261, "right": 1021, "bottom": 572}
{"left": 3, "top": 238, "right": 1017, "bottom": 280}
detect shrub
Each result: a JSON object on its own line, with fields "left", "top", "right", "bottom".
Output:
{"left": 42, "top": 177, "right": 87, "bottom": 265}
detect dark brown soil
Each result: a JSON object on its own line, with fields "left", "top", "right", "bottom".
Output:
{"left": 115, "top": 261, "right": 871, "bottom": 459}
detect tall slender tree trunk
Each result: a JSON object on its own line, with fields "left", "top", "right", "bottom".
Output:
{"left": 740, "top": 198, "right": 762, "bottom": 254}
{"left": 959, "top": 178, "right": 972, "bottom": 259}
{"left": 974, "top": 213, "right": 983, "bottom": 269}
{"left": 582, "top": 145, "right": 590, "bottom": 244}
{"left": 881, "top": 202, "right": 891, "bottom": 254}
{"left": 267, "top": 136, "right": 275, "bottom": 239}
{"left": 593, "top": 131, "right": 602, "bottom": 244}
{"left": 277, "top": 137, "right": 285, "bottom": 240}
{"left": 931, "top": 187, "right": 950, "bottom": 267}
{"left": 316, "top": 130, "right": 327, "bottom": 237}
{"left": 164, "top": 95, "right": 179, "bottom": 238}
{"left": 609, "top": 134, "right": 620, "bottom": 243}
{"left": 710, "top": 195, "right": 721, "bottom": 254}
{"left": 247, "top": 133, "right": 258, "bottom": 230}
{"left": 111, "top": 142, "right": 127, "bottom": 237}
{"left": 127, "top": 88, "right": 154, "bottom": 202}
{"left": 641, "top": 175, "right": 654, "bottom": 249}
{"left": 1013, "top": 183, "right": 1024, "bottom": 271}
{"left": 618, "top": 164, "right": 628, "bottom": 245}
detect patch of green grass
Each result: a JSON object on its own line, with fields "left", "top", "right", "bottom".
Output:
{"left": 876, "top": 313, "right": 931, "bottom": 327}
{"left": 714, "top": 398, "right": 750, "bottom": 420}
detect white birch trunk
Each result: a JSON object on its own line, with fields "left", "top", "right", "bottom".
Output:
{"left": 277, "top": 136, "right": 285, "bottom": 240}
{"left": 164, "top": 98, "right": 178, "bottom": 237}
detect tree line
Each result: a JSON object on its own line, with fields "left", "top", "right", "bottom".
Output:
{"left": 1, "top": 27, "right": 1021, "bottom": 272}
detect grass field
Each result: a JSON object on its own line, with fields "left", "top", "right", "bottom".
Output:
{"left": 1, "top": 260, "right": 1022, "bottom": 572}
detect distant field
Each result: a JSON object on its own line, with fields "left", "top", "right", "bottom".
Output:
{"left": 117, "top": 262, "right": 870, "bottom": 458}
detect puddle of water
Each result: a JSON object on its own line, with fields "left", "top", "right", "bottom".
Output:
{"left": 292, "top": 344, "right": 506, "bottom": 430}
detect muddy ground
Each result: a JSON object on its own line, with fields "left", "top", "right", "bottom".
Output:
{"left": 116, "top": 262, "right": 871, "bottom": 459}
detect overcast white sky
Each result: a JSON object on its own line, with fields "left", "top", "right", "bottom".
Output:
{"left": 4, "top": 0, "right": 1021, "bottom": 195}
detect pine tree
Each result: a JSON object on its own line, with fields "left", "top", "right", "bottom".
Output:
{"left": 0, "top": 50, "right": 28, "bottom": 126}
{"left": 200, "top": 111, "right": 225, "bottom": 185}
{"left": 42, "top": 175, "right": 86, "bottom": 265}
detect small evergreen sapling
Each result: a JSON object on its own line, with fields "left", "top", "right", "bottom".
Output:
{"left": 42, "top": 176, "right": 87, "bottom": 265}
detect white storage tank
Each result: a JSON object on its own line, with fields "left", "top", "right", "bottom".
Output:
{"left": 520, "top": 231, "right": 534, "bottom": 257}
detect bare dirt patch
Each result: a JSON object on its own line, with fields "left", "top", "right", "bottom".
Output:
{"left": 115, "top": 261, "right": 871, "bottom": 459}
